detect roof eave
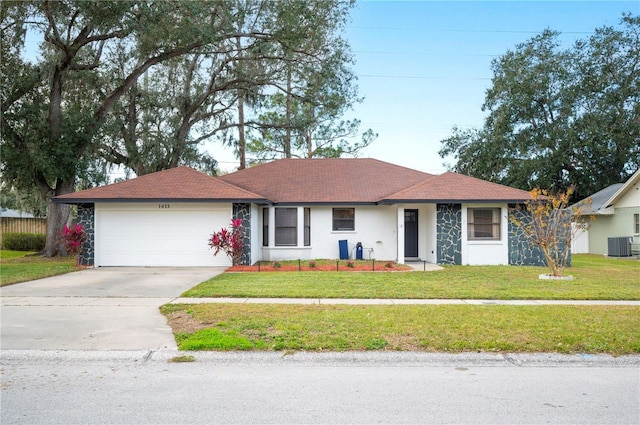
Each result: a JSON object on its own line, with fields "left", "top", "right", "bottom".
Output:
{"left": 603, "top": 169, "right": 640, "bottom": 208}
{"left": 53, "top": 197, "right": 272, "bottom": 205}
{"left": 269, "top": 201, "right": 379, "bottom": 206}
{"left": 378, "top": 198, "right": 531, "bottom": 205}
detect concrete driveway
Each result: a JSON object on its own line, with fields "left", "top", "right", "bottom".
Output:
{"left": 0, "top": 267, "right": 224, "bottom": 350}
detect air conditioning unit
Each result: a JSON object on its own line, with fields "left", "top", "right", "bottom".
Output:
{"left": 608, "top": 237, "right": 633, "bottom": 257}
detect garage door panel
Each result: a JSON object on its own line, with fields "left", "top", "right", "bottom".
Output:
{"left": 96, "top": 204, "right": 232, "bottom": 267}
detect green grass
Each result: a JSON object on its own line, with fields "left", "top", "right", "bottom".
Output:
{"left": 0, "top": 250, "right": 76, "bottom": 286}
{"left": 182, "top": 255, "right": 640, "bottom": 300}
{"left": 168, "top": 355, "right": 196, "bottom": 363}
{"left": 0, "top": 250, "right": 36, "bottom": 260}
{"left": 162, "top": 303, "right": 640, "bottom": 355}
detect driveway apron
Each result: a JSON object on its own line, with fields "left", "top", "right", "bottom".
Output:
{"left": 0, "top": 267, "right": 224, "bottom": 351}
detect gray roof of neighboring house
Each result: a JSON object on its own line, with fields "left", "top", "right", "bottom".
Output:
{"left": 572, "top": 168, "right": 640, "bottom": 215}
{"left": 0, "top": 208, "right": 35, "bottom": 218}
{"left": 572, "top": 183, "right": 624, "bottom": 215}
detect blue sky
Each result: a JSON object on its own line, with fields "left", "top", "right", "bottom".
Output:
{"left": 23, "top": 1, "right": 636, "bottom": 175}
{"left": 339, "top": 0, "right": 639, "bottom": 174}
{"left": 216, "top": 0, "right": 638, "bottom": 173}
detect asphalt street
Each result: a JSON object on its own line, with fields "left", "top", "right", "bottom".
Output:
{"left": 2, "top": 350, "right": 639, "bottom": 425}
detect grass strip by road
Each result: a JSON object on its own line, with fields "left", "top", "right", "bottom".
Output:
{"left": 0, "top": 250, "right": 75, "bottom": 287}
{"left": 161, "top": 303, "right": 640, "bottom": 355}
{"left": 182, "top": 255, "right": 640, "bottom": 300}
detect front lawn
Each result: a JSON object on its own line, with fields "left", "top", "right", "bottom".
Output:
{"left": 0, "top": 250, "right": 76, "bottom": 286}
{"left": 182, "top": 255, "right": 640, "bottom": 300}
{"left": 162, "top": 303, "right": 640, "bottom": 355}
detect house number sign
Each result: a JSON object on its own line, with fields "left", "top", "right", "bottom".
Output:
{"left": 158, "top": 203, "right": 171, "bottom": 209}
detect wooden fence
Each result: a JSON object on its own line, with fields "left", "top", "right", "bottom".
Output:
{"left": 1, "top": 217, "right": 47, "bottom": 248}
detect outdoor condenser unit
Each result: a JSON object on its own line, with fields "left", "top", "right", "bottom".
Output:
{"left": 607, "top": 237, "right": 633, "bottom": 257}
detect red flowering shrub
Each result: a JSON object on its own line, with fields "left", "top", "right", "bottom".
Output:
{"left": 61, "top": 224, "right": 86, "bottom": 265}
{"left": 208, "top": 219, "right": 244, "bottom": 265}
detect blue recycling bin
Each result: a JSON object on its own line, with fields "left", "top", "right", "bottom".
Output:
{"left": 339, "top": 240, "right": 349, "bottom": 260}
{"left": 355, "top": 242, "right": 363, "bottom": 260}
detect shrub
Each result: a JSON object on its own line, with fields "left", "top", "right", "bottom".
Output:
{"left": 273, "top": 261, "right": 281, "bottom": 269}
{"left": 61, "top": 224, "right": 86, "bottom": 257}
{"left": 2, "top": 233, "right": 46, "bottom": 251}
{"left": 510, "top": 187, "right": 592, "bottom": 277}
{"left": 308, "top": 260, "right": 317, "bottom": 268}
{"left": 208, "top": 219, "right": 244, "bottom": 265}
{"left": 347, "top": 260, "right": 355, "bottom": 268}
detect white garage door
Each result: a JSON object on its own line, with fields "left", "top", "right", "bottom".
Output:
{"left": 96, "top": 203, "right": 232, "bottom": 267}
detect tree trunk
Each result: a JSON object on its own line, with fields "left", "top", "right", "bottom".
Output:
{"left": 238, "top": 90, "right": 246, "bottom": 169}
{"left": 236, "top": 36, "right": 246, "bottom": 170}
{"left": 40, "top": 178, "right": 75, "bottom": 257}
{"left": 284, "top": 66, "right": 292, "bottom": 158}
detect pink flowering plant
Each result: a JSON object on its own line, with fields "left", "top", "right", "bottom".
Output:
{"left": 208, "top": 219, "right": 244, "bottom": 265}
{"left": 61, "top": 224, "right": 86, "bottom": 265}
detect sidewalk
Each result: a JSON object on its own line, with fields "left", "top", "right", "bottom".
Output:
{"left": 170, "top": 297, "right": 640, "bottom": 306}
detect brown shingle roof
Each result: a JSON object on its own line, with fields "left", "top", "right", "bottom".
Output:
{"left": 382, "top": 171, "right": 533, "bottom": 203}
{"left": 54, "top": 166, "right": 266, "bottom": 203}
{"left": 54, "top": 160, "right": 534, "bottom": 205}
{"left": 218, "top": 158, "right": 432, "bottom": 204}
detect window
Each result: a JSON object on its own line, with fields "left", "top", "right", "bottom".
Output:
{"left": 468, "top": 208, "right": 501, "bottom": 240}
{"left": 262, "top": 208, "right": 269, "bottom": 246}
{"left": 333, "top": 208, "right": 355, "bottom": 231}
{"left": 275, "top": 208, "right": 297, "bottom": 246}
{"left": 304, "top": 208, "right": 311, "bottom": 246}
{"left": 635, "top": 213, "right": 639, "bottom": 235}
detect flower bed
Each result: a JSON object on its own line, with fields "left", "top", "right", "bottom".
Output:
{"left": 226, "top": 260, "right": 412, "bottom": 272}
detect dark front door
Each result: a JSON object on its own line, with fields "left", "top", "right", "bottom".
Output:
{"left": 404, "top": 209, "right": 418, "bottom": 258}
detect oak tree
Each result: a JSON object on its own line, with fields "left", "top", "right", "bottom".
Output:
{"left": 440, "top": 15, "right": 640, "bottom": 201}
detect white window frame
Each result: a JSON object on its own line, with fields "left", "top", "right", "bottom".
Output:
{"left": 467, "top": 208, "right": 501, "bottom": 241}
{"left": 332, "top": 208, "right": 355, "bottom": 231}
{"left": 275, "top": 208, "right": 297, "bottom": 246}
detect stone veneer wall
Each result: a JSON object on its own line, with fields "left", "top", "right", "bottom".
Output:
{"left": 76, "top": 204, "right": 95, "bottom": 266}
{"left": 233, "top": 203, "right": 251, "bottom": 266}
{"left": 436, "top": 204, "right": 462, "bottom": 265}
{"left": 508, "top": 206, "right": 550, "bottom": 267}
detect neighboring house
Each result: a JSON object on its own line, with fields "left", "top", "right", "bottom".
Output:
{"left": 572, "top": 169, "right": 640, "bottom": 256}
{"left": 1, "top": 208, "right": 46, "bottom": 248}
{"left": 54, "top": 158, "right": 544, "bottom": 267}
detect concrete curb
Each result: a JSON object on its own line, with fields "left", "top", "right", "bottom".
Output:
{"left": 2, "top": 349, "right": 639, "bottom": 367}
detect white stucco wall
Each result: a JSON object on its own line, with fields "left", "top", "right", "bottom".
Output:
{"left": 421, "top": 204, "right": 438, "bottom": 263}
{"left": 259, "top": 205, "right": 399, "bottom": 261}
{"left": 461, "top": 204, "right": 509, "bottom": 265}
{"left": 250, "top": 204, "right": 261, "bottom": 265}
{"left": 257, "top": 204, "right": 441, "bottom": 263}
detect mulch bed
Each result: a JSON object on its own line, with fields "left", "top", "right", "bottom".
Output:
{"left": 226, "top": 261, "right": 412, "bottom": 272}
